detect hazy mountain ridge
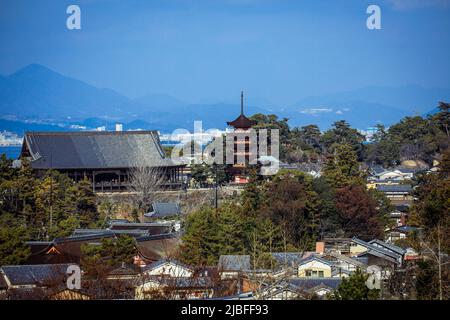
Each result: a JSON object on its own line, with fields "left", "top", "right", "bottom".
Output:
{"left": 0, "top": 64, "right": 448, "bottom": 133}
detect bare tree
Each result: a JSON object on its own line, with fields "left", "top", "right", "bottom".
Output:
{"left": 128, "top": 159, "right": 166, "bottom": 220}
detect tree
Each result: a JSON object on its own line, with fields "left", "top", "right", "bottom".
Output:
{"left": 323, "top": 143, "right": 366, "bottom": 188}
{"left": 0, "top": 213, "right": 31, "bottom": 265}
{"left": 321, "top": 120, "right": 364, "bottom": 157}
{"left": 433, "top": 102, "right": 450, "bottom": 141}
{"left": 334, "top": 185, "right": 384, "bottom": 241}
{"left": 81, "top": 235, "right": 137, "bottom": 278}
{"left": 333, "top": 268, "right": 380, "bottom": 300}
{"left": 412, "top": 153, "right": 450, "bottom": 300}
{"left": 128, "top": 160, "right": 165, "bottom": 218}
{"left": 261, "top": 172, "right": 322, "bottom": 249}
{"left": 190, "top": 163, "right": 209, "bottom": 188}
{"left": 70, "top": 178, "right": 98, "bottom": 228}
{"left": 179, "top": 203, "right": 249, "bottom": 266}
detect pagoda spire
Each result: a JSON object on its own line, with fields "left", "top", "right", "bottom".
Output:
{"left": 241, "top": 91, "right": 244, "bottom": 115}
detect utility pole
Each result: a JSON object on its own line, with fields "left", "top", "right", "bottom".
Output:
{"left": 49, "top": 146, "right": 53, "bottom": 232}
{"left": 214, "top": 163, "right": 218, "bottom": 212}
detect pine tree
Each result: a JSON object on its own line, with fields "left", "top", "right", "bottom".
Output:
{"left": 333, "top": 268, "right": 380, "bottom": 300}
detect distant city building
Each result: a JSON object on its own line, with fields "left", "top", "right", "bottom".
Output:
{"left": 115, "top": 123, "right": 123, "bottom": 132}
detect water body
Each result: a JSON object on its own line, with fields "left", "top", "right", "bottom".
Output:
{"left": 0, "top": 146, "right": 21, "bottom": 159}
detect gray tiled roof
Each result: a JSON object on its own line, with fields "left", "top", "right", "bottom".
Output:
{"left": 352, "top": 237, "right": 402, "bottom": 263}
{"left": 271, "top": 252, "right": 314, "bottom": 268}
{"left": 299, "top": 255, "right": 334, "bottom": 266}
{"left": 23, "top": 131, "right": 177, "bottom": 169}
{"left": 145, "top": 202, "right": 181, "bottom": 218}
{"left": 144, "top": 276, "right": 213, "bottom": 288}
{"left": 0, "top": 264, "right": 73, "bottom": 286}
{"left": 288, "top": 278, "right": 342, "bottom": 291}
{"left": 218, "top": 255, "right": 251, "bottom": 271}
{"left": 368, "top": 239, "right": 406, "bottom": 255}
{"left": 377, "top": 184, "right": 412, "bottom": 193}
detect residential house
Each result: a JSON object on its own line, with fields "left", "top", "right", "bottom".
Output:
{"left": 0, "top": 264, "right": 77, "bottom": 299}
{"left": 369, "top": 239, "right": 406, "bottom": 258}
{"left": 352, "top": 238, "right": 404, "bottom": 268}
{"left": 136, "top": 259, "right": 213, "bottom": 299}
{"left": 386, "top": 225, "right": 419, "bottom": 243}
{"left": 135, "top": 276, "right": 214, "bottom": 300}
{"left": 288, "top": 278, "right": 342, "bottom": 299}
{"left": 297, "top": 255, "right": 333, "bottom": 278}
{"left": 376, "top": 184, "right": 413, "bottom": 206}
{"left": 323, "top": 251, "right": 367, "bottom": 273}
{"left": 141, "top": 259, "right": 194, "bottom": 278}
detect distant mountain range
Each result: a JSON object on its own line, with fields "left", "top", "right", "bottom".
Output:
{"left": 1, "top": 64, "right": 449, "bottom": 134}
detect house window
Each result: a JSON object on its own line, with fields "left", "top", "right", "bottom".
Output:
{"left": 319, "top": 271, "right": 324, "bottom": 277}
{"left": 305, "top": 270, "right": 312, "bottom": 277}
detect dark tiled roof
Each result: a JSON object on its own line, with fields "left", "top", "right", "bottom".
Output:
{"left": 368, "top": 239, "right": 406, "bottom": 256}
{"left": 72, "top": 229, "right": 149, "bottom": 238}
{"left": 289, "top": 278, "right": 342, "bottom": 291}
{"left": 227, "top": 114, "right": 256, "bottom": 129}
{"left": 377, "top": 184, "right": 412, "bottom": 193}
{"left": 109, "top": 222, "right": 174, "bottom": 234}
{"left": 271, "top": 252, "right": 313, "bottom": 267}
{"left": 0, "top": 264, "right": 73, "bottom": 286}
{"left": 144, "top": 276, "right": 213, "bottom": 288}
{"left": 358, "top": 250, "right": 397, "bottom": 264}
{"left": 218, "top": 255, "right": 251, "bottom": 271}
{"left": 23, "top": 131, "right": 177, "bottom": 170}
{"left": 145, "top": 202, "right": 181, "bottom": 218}
{"left": 352, "top": 237, "right": 402, "bottom": 261}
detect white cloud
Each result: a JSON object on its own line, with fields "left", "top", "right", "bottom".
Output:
{"left": 299, "top": 108, "right": 333, "bottom": 115}
{"left": 336, "top": 110, "right": 343, "bottom": 115}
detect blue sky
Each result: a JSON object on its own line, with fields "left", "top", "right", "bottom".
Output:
{"left": 0, "top": 0, "right": 449, "bottom": 105}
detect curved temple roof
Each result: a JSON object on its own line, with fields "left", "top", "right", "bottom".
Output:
{"left": 22, "top": 131, "right": 179, "bottom": 169}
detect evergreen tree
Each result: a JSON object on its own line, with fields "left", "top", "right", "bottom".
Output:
{"left": 323, "top": 143, "right": 366, "bottom": 188}
{"left": 0, "top": 213, "right": 31, "bottom": 265}
{"left": 333, "top": 268, "right": 380, "bottom": 300}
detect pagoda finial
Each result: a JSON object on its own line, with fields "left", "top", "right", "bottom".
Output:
{"left": 241, "top": 91, "right": 244, "bottom": 115}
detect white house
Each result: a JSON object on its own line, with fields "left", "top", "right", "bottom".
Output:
{"left": 297, "top": 256, "right": 333, "bottom": 278}
{"left": 141, "top": 259, "right": 194, "bottom": 278}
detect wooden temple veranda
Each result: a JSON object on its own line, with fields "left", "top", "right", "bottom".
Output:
{"left": 20, "top": 131, "right": 185, "bottom": 192}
